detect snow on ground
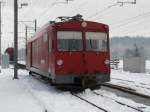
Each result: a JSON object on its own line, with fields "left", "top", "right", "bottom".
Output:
{"left": 111, "top": 60, "right": 150, "bottom": 96}
{"left": 1, "top": 68, "right": 150, "bottom": 112}
{"left": 0, "top": 69, "right": 43, "bottom": 112}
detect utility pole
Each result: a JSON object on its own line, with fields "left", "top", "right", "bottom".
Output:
{"left": 25, "top": 25, "right": 28, "bottom": 66}
{"left": 13, "top": 1, "right": 28, "bottom": 78}
{"left": 0, "top": 2, "right": 2, "bottom": 72}
{"left": 34, "top": 19, "right": 37, "bottom": 32}
{"left": 14, "top": 0, "right": 18, "bottom": 79}
{"left": 0, "top": 1, "right": 4, "bottom": 73}
{"left": 25, "top": 25, "right": 27, "bottom": 56}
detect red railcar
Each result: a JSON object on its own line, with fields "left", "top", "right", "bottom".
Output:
{"left": 26, "top": 15, "right": 110, "bottom": 88}
{"left": 5, "top": 47, "right": 14, "bottom": 63}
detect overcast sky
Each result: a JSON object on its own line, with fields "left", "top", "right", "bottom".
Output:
{"left": 1, "top": 0, "right": 150, "bottom": 52}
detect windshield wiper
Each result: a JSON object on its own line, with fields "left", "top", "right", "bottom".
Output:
{"left": 89, "top": 39, "right": 93, "bottom": 50}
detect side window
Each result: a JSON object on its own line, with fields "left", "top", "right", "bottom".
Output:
{"left": 43, "top": 32, "right": 52, "bottom": 52}
{"left": 46, "top": 32, "right": 52, "bottom": 52}
{"left": 43, "top": 33, "right": 48, "bottom": 42}
{"left": 48, "top": 33, "right": 52, "bottom": 52}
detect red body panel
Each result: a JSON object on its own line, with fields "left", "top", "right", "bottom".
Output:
{"left": 55, "top": 52, "right": 110, "bottom": 75}
{"left": 30, "top": 34, "right": 49, "bottom": 72}
{"left": 55, "top": 52, "right": 84, "bottom": 74}
{"left": 84, "top": 52, "right": 110, "bottom": 74}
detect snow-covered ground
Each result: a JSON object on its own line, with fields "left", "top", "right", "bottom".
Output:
{"left": 0, "top": 69, "right": 43, "bottom": 112}
{"left": 0, "top": 65, "right": 150, "bottom": 112}
{"left": 111, "top": 60, "right": 150, "bottom": 96}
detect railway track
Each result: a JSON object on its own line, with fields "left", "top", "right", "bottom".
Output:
{"left": 110, "top": 78, "right": 150, "bottom": 96}
{"left": 29, "top": 73, "right": 144, "bottom": 112}
{"left": 71, "top": 91, "right": 149, "bottom": 112}
{"left": 71, "top": 93, "right": 109, "bottom": 112}
{"left": 33, "top": 75, "right": 150, "bottom": 111}
{"left": 102, "top": 83, "right": 150, "bottom": 99}
{"left": 29, "top": 74, "right": 139, "bottom": 112}
{"left": 93, "top": 91, "right": 146, "bottom": 112}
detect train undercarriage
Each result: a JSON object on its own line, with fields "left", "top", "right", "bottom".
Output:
{"left": 29, "top": 70, "right": 110, "bottom": 91}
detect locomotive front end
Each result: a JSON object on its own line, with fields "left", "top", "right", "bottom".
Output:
{"left": 52, "top": 19, "right": 110, "bottom": 88}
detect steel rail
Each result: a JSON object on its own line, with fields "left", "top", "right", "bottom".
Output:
{"left": 71, "top": 93, "right": 109, "bottom": 112}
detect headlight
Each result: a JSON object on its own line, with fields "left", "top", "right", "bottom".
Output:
{"left": 104, "top": 60, "right": 110, "bottom": 65}
{"left": 81, "top": 21, "right": 87, "bottom": 27}
{"left": 57, "top": 59, "right": 63, "bottom": 66}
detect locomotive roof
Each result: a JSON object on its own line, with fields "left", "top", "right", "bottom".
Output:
{"left": 28, "top": 20, "right": 109, "bottom": 43}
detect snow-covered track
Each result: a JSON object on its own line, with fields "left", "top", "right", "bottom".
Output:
{"left": 93, "top": 92, "right": 145, "bottom": 112}
{"left": 102, "top": 83, "right": 150, "bottom": 99}
{"left": 71, "top": 93, "right": 109, "bottom": 112}
{"left": 112, "top": 78, "right": 150, "bottom": 88}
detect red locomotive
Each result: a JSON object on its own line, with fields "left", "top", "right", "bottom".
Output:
{"left": 26, "top": 15, "right": 110, "bottom": 89}
{"left": 5, "top": 47, "right": 14, "bottom": 63}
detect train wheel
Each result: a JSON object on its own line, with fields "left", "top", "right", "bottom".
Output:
{"left": 29, "top": 71, "right": 32, "bottom": 76}
{"left": 90, "top": 85, "right": 101, "bottom": 90}
{"left": 81, "top": 78, "right": 87, "bottom": 89}
{"left": 29, "top": 71, "right": 35, "bottom": 77}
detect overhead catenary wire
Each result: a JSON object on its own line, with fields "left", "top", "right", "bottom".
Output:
{"left": 67, "top": 0, "right": 88, "bottom": 15}
{"left": 86, "top": 2, "right": 121, "bottom": 19}
{"left": 110, "top": 11, "right": 150, "bottom": 29}
{"left": 111, "top": 25, "right": 150, "bottom": 37}
{"left": 35, "top": 5, "right": 55, "bottom": 23}
{"left": 110, "top": 13, "right": 150, "bottom": 35}
{"left": 100, "top": 9, "right": 150, "bottom": 37}
{"left": 37, "top": 0, "right": 74, "bottom": 24}
{"left": 110, "top": 23, "right": 150, "bottom": 37}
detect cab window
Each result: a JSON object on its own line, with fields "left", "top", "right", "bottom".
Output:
{"left": 57, "top": 31, "right": 82, "bottom": 51}
{"left": 85, "top": 32, "right": 108, "bottom": 51}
